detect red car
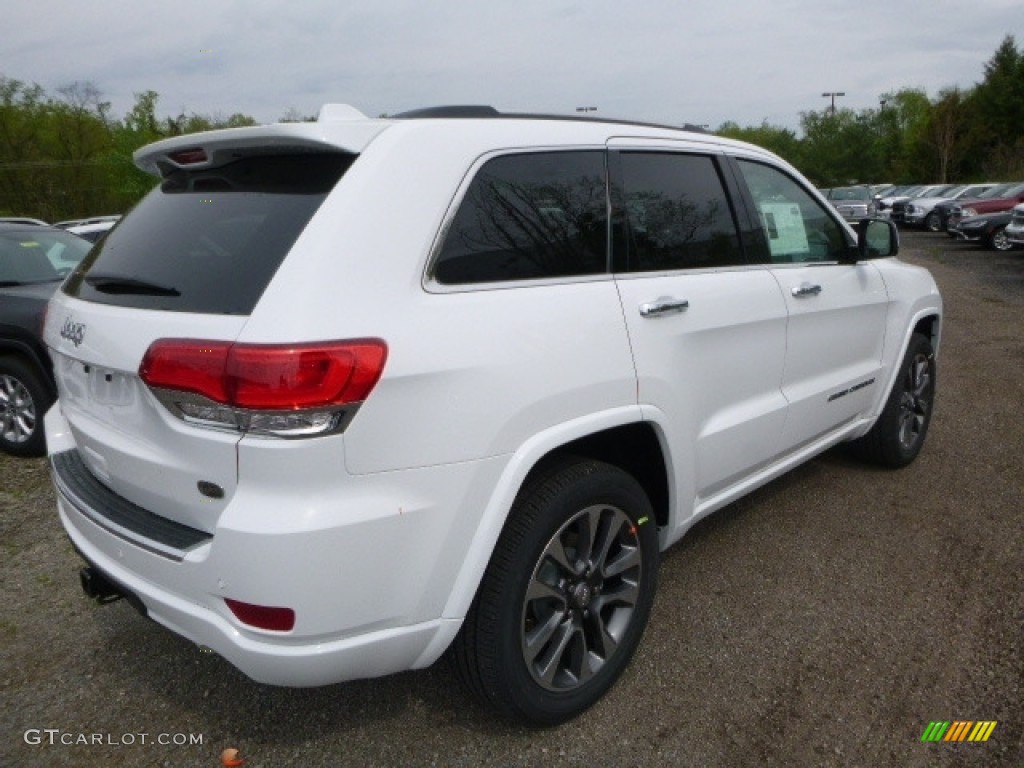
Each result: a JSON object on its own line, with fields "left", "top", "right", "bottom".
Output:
{"left": 948, "top": 181, "right": 1024, "bottom": 231}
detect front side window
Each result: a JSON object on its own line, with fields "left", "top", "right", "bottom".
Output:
{"left": 432, "top": 151, "right": 607, "bottom": 285}
{"left": 737, "top": 160, "right": 851, "bottom": 264}
{"left": 618, "top": 152, "right": 744, "bottom": 271}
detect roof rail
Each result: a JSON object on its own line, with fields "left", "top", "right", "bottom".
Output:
{"left": 389, "top": 105, "right": 709, "bottom": 133}
{"left": 391, "top": 106, "right": 500, "bottom": 118}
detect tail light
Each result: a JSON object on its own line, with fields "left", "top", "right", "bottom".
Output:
{"left": 139, "top": 338, "right": 387, "bottom": 437}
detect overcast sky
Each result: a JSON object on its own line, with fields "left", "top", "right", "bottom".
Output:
{"left": 4, "top": 0, "right": 1022, "bottom": 133}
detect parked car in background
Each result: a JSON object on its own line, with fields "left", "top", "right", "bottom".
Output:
{"left": 827, "top": 186, "right": 876, "bottom": 221}
{"left": 0, "top": 224, "right": 93, "bottom": 455}
{"left": 875, "top": 185, "right": 924, "bottom": 218}
{"left": 891, "top": 184, "right": 961, "bottom": 225}
{"left": 949, "top": 210, "right": 1015, "bottom": 251}
{"left": 1004, "top": 203, "right": 1024, "bottom": 248}
{"left": 66, "top": 220, "right": 116, "bottom": 243}
{"left": 903, "top": 183, "right": 999, "bottom": 231}
{"left": 0, "top": 217, "right": 48, "bottom": 226}
{"left": 933, "top": 182, "right": 1016, "bottom": 233}
{"left": 53, "top": 215, "right": 121, "bottom": 229}
{"left": 947, "top": 181, "right": 1024, "bottom": 232}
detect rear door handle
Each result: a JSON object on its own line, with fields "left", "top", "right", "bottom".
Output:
{"left": 639, "top": 297, "right": 689, "bottom": 317}
{"left": 791, "top": 283, "right": 822, "bottom": 298}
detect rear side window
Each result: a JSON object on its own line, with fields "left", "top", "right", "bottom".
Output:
{"left": 64, "top": 154, "right": 353, "bottom": 314}
{"left": 618, "top": 152, "right": 744, "bottom": 271}
{"left": 432, "top": 151, "right": 607, "bottom": 285}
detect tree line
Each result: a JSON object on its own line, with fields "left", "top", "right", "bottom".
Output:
{"left": 718, "top": 35, "right": 1024, "bottom": 187}
{"left": 2, "top": 36, "right": 1022, "bottom": 220}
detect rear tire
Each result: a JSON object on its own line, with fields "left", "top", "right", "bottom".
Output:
{"left": 452, "top": 458, "right": 659, "bottom": 725}
{"left": 0, "top": 357, "right": 51, "bottom": 457}
{"left": 848, "top": 333, "right": 935, "bottom": 468}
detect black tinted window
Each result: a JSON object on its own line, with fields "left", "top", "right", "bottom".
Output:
{"left": 619, "top": 153, "right": 744, "bottom": 271}
{"left": 433, "top": 151, "right": 607, "bottom": 284}
{"left": 64, "top": 154, "right": 353, "bottom": 314}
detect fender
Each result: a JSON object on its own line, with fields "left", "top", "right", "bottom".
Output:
{"left": 0, "top": 335, "right": 56, "bottom": 399}
{"left": 856, "top": 262, "right": 942, "bottom": 436}
{"left": 437, "top": 404, "right": 647, "bottom": 624}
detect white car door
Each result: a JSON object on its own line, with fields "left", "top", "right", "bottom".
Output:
{"left": 610, "top": 149, "right": 789, "bottom": 521}
{"left": 733, "top": 159, "right": 889, "bottom": 452}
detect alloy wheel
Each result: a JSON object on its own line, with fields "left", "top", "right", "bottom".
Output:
{"left": 991, "top": 228, "right": 1012, "bottom": 251}
{"left": 520, "top": 503, "right": 643, "bottom": 692}
{"left": 0, "top": 374, "right": 37, "bottom": 445}
{"left": 898, "top": 353, "right": 931, "bottom": 451}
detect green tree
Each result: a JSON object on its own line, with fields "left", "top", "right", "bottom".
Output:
{"left": 798, "top": 108, "right": 881, "bottom": 186}
{"left": 716, "top": 121, "right": 803, "bottom": 169}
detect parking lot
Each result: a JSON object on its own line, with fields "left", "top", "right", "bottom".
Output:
{"left": 1, "top": 231, "right": 1021, "bottom": 767}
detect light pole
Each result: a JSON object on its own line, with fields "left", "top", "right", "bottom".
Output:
{"left": 822, "top": 92, "right": 845, "bottom": 115}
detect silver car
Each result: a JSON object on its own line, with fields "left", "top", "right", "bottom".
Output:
{"left": 828, "top": 186, "right": 876, "bottom": 221}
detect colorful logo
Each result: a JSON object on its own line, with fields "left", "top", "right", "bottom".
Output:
{"left": 920, "top": 721, "right": 997, "bottom": 742}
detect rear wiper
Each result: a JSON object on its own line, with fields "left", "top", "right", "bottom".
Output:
{"left": 85, "top": 273, "right": 181, "bottom": 296}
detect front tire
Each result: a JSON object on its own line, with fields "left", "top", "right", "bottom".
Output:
{"left": 848, "top": 333, "right": 935, "bottom": 468}
{"left": 0, "top": 357, "right": 52, "bottom": 457}
{"left": 988, "top": 226, "right": 1012, "bottom": 251}
{"left": 924, "top": 211, "right": 942, "bottom": 232}
{"left": 453, "top": 458, "right": 659, "bottom": 725}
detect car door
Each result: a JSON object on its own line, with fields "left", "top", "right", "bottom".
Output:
{"left": 609, "top": 146, "right": 789, "bottom": 518}
{"left": 731, "top": 157, "right": 890, "bottom": 453}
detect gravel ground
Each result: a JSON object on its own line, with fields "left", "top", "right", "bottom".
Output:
{"left": 1, "top": 231, "right": 1021, "bottom": 767}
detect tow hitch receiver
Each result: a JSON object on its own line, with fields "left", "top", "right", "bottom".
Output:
{"left": 79, "top": 566, "right": 123, "bottom": 604}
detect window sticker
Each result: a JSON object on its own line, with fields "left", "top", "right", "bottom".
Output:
{"left": 19, "top": 241, "right": 41, "bottom": 248}
{"left": 758, "top": 203, "right": 808, "bottom": 256}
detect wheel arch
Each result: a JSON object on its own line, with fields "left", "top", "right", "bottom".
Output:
{"left": 437, "top": 410, "right": 671, "bottom": 626}
{"left": 0, "top": 338, "right": 56, "bottom": 400}
{"left": 913, "top": 312, "right": 941, "bottom": 357}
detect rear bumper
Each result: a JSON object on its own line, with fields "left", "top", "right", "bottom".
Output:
{"left": 58, "top": 496, "right": 457, "bottom": 685}
{"left": 46, "top": 402, "right": 504, "bottom": 686}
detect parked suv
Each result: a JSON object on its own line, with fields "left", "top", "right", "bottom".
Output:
{"left": 44, "top": 105, "right": 942, "bottom": 725}
{"left": 1, "top": 223, "right": 93, "bottom": 455}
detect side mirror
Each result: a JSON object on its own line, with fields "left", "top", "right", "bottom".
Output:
{"left": 857, "top": 218, "right": 899, "bottom": 259}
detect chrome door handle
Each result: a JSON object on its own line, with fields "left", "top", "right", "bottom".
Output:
{"left": 791, "top": 283, "right": 822, "bottom": 297}
{"left": 639, "top": 297, "right": 689, "bottom": 317}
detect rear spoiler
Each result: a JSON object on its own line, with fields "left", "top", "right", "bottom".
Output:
{"left": 133, "top": 105, "right": 387, "bottom": 177}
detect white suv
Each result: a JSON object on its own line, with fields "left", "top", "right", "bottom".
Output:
{"left": 44, "top": 105, "right": 942, "bottom": 725}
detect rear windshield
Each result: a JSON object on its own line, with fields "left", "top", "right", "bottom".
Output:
{"left": 63, "top": 153, "right": 353, "bottom": 314}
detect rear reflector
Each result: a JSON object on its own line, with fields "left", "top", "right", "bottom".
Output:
{"left": 140, "top": 339, "right": 387, "bottom": 410}
{"left": 224, "top": 599, "right": 295, "bottom": 631}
